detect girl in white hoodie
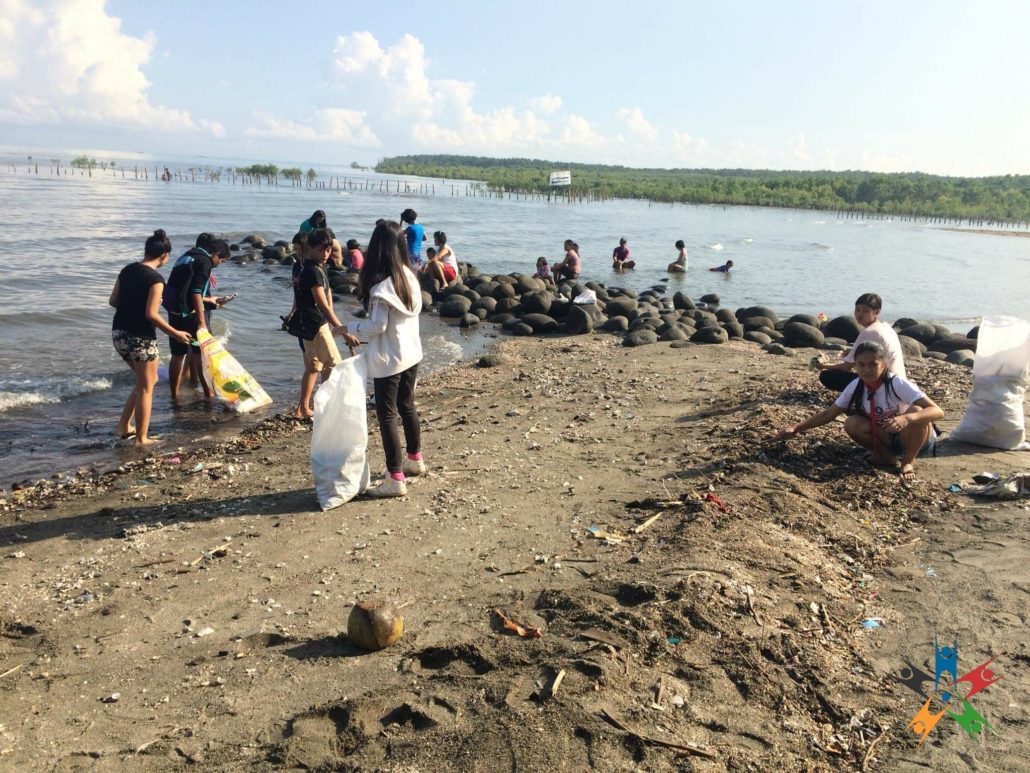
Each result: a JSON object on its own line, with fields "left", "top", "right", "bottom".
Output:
{"left": 336, "top": 221, "right": 424, "bottom": 498}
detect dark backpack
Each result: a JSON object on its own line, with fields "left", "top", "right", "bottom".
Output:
{"left": 162, "top": 247, "right": 208, "bottom": 314}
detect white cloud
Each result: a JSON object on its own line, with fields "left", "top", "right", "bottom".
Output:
{"left": 561, "top": 115, "right": 605, "bottom": 149}
{"left": 616, "top": 107, "right": 657, "bottom": 143}
{"left": 528, "top": 93, "right": 562, "bottom": 115}
{"left": 0, "top": 0, "right": 222, "bottom": 136}
{"left": 245, "top": 108, "right": 380, "bottom": 146}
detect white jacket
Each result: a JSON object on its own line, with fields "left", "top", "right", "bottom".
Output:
{"left": 347, "top": 268, "right": 423, "bottom": 379}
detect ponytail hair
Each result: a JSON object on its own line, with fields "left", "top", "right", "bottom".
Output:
{"left": 144, "top": 229, "right": 171, "bottom": 258}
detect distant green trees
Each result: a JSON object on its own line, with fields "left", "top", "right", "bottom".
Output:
{"left": 376, "top": 155, "right": 1030, "bottom": 222}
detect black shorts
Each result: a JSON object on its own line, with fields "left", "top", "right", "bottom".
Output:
{"left": 556, "top": 267, "right": 578, "bottom": 282}
{"left": 168, "top": 313, "right": 199, "bottom": 356}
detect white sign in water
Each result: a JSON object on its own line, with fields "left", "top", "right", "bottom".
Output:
{"left": 549, "top": 170, "right": 571, "bottom": 186}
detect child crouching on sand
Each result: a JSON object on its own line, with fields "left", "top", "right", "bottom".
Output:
{"left": 773, "top": 341, "right": 943, "bottom": 481}
{"left": 335, "top": 220, "right": 424, "bottom": 498}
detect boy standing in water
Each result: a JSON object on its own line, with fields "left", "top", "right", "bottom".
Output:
{"left": 400, "top": 208, "right": 426, "bottom": 269}
{"left": 293, "top": 228, "right": 344, "bottom": 419}
{"left": 165, "top": 237, "right": 230, "bottom": 399}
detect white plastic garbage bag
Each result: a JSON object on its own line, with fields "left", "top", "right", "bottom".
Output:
{"left": 948, "top": 316, "right": 1030, "bottom": 451}
{"left": 573, "top": 288, "right": 598, "bottom": 305}
{"left": 311, "top": 352, "right": 370, "bottom": 510}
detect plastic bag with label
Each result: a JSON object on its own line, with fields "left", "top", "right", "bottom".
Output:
{"left": 197, "top": 329, "right": 272, "bottom": 413}
{"left": 311, "top": 352, "right": 370, "bottom": 510}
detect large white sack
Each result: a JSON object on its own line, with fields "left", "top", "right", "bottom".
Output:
{"left": 948, "top": 316, "right": 1030, "bottom": 451}
{"left": 311, "top": 352, "right": 370, "bottom": 510}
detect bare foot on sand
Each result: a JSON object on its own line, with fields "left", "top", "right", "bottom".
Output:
{"left": 135, "top": 436, "right": 163, "bottom": 448}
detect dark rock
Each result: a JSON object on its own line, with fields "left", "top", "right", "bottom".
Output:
{"left": 274, "top": 239, "right": 290, "bottom": 249}
{"left": 722, "top": 321, "right": 744, "bottom": 339}
{"left": 477, "top": 353, "right": 506, "bottom": 368}
{"left": 744, "top": 331, "right": 773, "bottom": 345}
{"left": 787, "top": 313, "right": 821, "bottom": 328}
{"left": 669, "top": 341, "right": 693, "bottom": 349}
{"left": 509, "top": 322, "right": 534, "bottom": 336}
{"left": 700, "top": 293, "right": 720, "bottom": 305}
{"left": 242, "top": 234, "right": 266, "bottom": 247}
{"left": 548, "top": 299, "right": 571, "bottom": 320}
{"left": 926, "top": 351, "right": 947, "bottom": 361}
{"left": 893, "top": 317, "right": 919, "bottom": 331}
{"left": 898, "top": 335, "right": 926, "bottom": 360}
{"left": 520, "top": 291, "right": 552, "bottom": 315}
{"left": 764, "top": 343, "right": 794, "bottom": 356}
{"left": 673, "top": 292, "right": 696, "bottom": 311}
{"left": 604, "top": 296, "right": 639, "bottom": 320}
{"left": 767, "top": 330, "right": 785, "bottom": 342}
{"left": 659, "top": 325, "right": 691, "bottom": 341}
{"left": 459, "top": 313, "right": 480, "bottom": 328}
{"left": 824, "top": 315, "right": 862, "bottom": 342}
{"left": 516, "top": 275, "right": 544, "bottom": 295}
{"left": 623, "top": 329, "right": 659, "bottom": 347}
{"left": 715, "top": 308, "right": 737, "bottom": 324}
{"left": 493, "top": 274, "right": 518, "bottom": 285}
{"left": 630, "top": 317, "right": 660, "bottom": 332}
{"left": 521, "top": 313, "right": 559, "bottom": 334}
{"left": 495, "top": 298, "right": 521, "bottom": 313}
{"left": 439, "top": 296, "right": 473, "bottom": 317}
{"left": 900, "top": 323, "right": 937, "bottom": 345}
{"left": 928, "top": 335, "right": 978, "bottom": 354}
{"left": 783, "top": 322, "right": 825, "bottom": 348}
{"left": 487, "top": 312, "right": 518, "bottom": 325}
{"left": 946, "top": 349, "right": 975, "bottom": 367}
{"left": 491, "top": 283, "right": 517, "bottom": 300}
{"left": 471, "top": 296, "right": 497, "bottom": 314}
{"left": 472, "top": 307, "right": 488, "bottom": 319}
{"left": 690, "top": 327, "right": 729, "bottom": 344}
{"left": 967, "top": 325, "right": 980, "bottom": 339}
{"left": 932, "top": 324, "right": 952, "bottom": 338}
{"left": 742, "top": 316, "right": 776, "bottom": 332}
{"left": 602, "top": 316, "right": 630, "bottom": 332}
{"left": 261, "top": 245, "right": 286, "bottom": 261}
{"left": 740, "top": 306, "right": 779, "bottom": 324}
{"left": 566, "top": 304, "right": 600, "bottom": 335}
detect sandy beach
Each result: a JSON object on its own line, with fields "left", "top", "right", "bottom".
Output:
{"left": 2, "top": 334, "right": 1028, "bottom": 771}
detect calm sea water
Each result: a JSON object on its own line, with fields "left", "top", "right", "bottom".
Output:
{"left": 1, "top": 151, "right": 1028, "bottom": 486}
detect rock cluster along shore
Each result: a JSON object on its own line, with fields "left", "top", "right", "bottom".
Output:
{"left": 229, "top": 232, "right": 979, "bottom": 370}
{"left": 414, "top": 261, "right": 980, "bottom": 368}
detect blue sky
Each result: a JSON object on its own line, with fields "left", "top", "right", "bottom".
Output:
{"left": 1, "top": 0, "right": 1027, "bottom": 175}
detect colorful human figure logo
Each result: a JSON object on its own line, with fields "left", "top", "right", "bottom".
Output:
{"left": 897, "top": 636, "right": 1001, "bottom": 746}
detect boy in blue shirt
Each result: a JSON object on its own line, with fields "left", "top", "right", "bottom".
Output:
{"left": 400, "top": 208, "right": 426, "bottom": 268}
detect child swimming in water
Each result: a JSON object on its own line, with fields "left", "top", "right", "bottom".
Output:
{"left": 709, "top": 259, "right": 734, "bottom": 273}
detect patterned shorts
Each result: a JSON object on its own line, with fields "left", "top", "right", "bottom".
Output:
{"left": 113, "top": 329, "right": 159, "bottom": 363}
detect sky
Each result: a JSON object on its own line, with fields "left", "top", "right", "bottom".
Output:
{"left": 0, "top": 0, "right": 1027, "bottom": 176}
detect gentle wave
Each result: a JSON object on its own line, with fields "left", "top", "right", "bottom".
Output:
{"left": 0, "top": 376, "right": 114, "bottom": 413}
{"left": 706, "top": 243, "right": 724, "bottom": 250}
{"left": 742, "top": 237, "right": 753, "bottom": 243}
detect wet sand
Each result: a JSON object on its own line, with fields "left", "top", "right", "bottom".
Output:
{"left": 1, "top": 335, "right": 1028, "bottom": 771}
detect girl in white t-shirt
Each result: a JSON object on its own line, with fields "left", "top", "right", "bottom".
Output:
{"left": 775, "top": 341, "right": 943, "bottom": 481}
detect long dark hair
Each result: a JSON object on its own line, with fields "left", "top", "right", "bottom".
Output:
{"left": 846, "top": 341, "right": 898, "bottom": 416}
{"left": 359, "top": 220, "right": 415, "bottom": 311}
